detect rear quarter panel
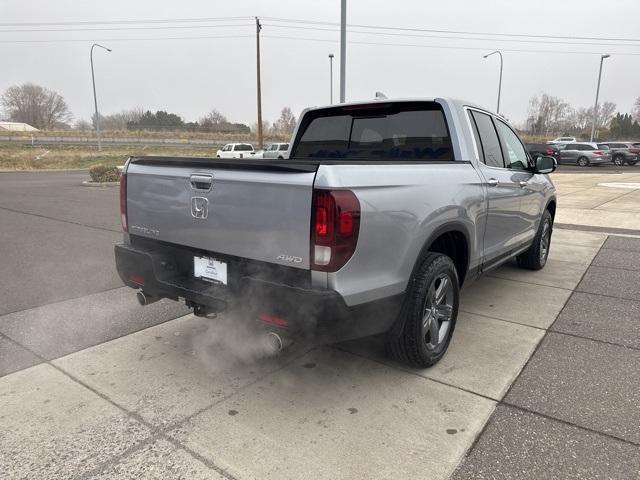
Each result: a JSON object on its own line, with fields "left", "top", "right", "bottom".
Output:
{"left": 315, "top": 163, "right": 486, "bottom": 305}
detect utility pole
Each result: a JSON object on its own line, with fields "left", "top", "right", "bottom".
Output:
{"left": 255, "top": 17, "right": 263, "bottom": 150}
{"left": 590, "top": 54, "right": 610, "bottom": 142}
{"left": 328, "top": 53, "right": 334, "bottom": 104}
{"left": 90, "top": 43, "right": 111, "bottom": 151}
{"left": 340, "top": 0, "right": 346, "bottom": 103}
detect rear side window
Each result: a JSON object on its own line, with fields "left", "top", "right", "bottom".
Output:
{"left": 293, "top": 102, "right": 453, "bottom": 160}
{"left": 279, "top": 144, "right": 289, "bottom": 151}
{"left": 236, "top": 144, "right": 253, "bottom": 151}
{"left": 470, "top": 111, "right": 504, "bottom": 168}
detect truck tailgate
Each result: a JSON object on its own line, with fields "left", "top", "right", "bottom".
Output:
{"left": 125, "top": 158, "right": 317, "bottom": 269}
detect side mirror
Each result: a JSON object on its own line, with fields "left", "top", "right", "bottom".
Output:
{"left": 534, "top": 155, "right": 556, "bottom": 174}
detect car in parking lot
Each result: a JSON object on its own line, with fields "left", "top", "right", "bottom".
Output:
{"left": 548, "top": 136, "right": 576, "bottom": 144}
{"left": 556, "top": 142, "right": 610, "bottom": 167}
{"left": 526, "top": 143, "right": 561, "bottom": 163}
{"left": 216, "top": 143, "right": 256, "bottom": 159}
{"left": 597, "top": 142, "right": 639, "bottom": 166}
{"left": 263, "top": 142, "right": 290, "bottom": 159}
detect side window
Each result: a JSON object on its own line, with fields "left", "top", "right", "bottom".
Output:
{"left": 494, "top": 119, "right": 529, "bottom": 170}
{"left": 470, "top": 111, "right": 505, "bottom": 168}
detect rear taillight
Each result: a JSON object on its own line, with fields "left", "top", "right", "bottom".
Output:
{"left": 593, "top": 150, "right": 603, "bottom": 155}
{"left": 629, "top": 148, "right": 640, "bottom": 154}
{"left": 545, "top": 149, "right": 554, "bottom": 155}
{"left": 311, "top": 189, "right": 360, "bottom": 272}
{"left": 119, "top": 172, "right": 127, "bottom": 231}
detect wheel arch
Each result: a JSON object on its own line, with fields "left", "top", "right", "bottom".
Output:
{"left": 413, "top": 223, "right": 471, "bottom": 288}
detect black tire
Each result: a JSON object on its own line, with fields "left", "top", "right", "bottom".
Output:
{"left": 613, "top": 155, "right": 625, "bottom": 166}
{"left": 577, "top": 156, "right": 589, "bottom": 167}
{"left": 387, "top": 252, "right": 459, "bottom": 368}
{"left": 628, "top": 160, "right": 638, "bottom": 166}
{"left": 517, "top": 210, "right": 553, "bottom": 270}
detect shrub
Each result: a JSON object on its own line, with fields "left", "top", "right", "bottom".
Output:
{"left": 89, "top": 164, "right": 120, "bottom": 183}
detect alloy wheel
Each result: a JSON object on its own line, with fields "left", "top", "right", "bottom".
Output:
{"left": 422, "top": 273, "right": 454, "bottom": 351}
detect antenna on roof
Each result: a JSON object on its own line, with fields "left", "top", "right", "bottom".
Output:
{"left": 375, "top": 91, "right": 388, "bottom": 100}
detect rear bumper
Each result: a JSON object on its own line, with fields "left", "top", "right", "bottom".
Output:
{"left": 114, "top": 242, "right": 402, "bottom": 343}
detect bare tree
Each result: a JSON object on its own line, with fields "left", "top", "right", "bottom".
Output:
{"left": 92, "top": 108, "right": 144, "bottom": 130}
{"left": 272, "top": 107, "right": 297, "bottom": 135}
{"left": 199, "top": 109, "right": 228, "bottom": 126}
{"left": 527, "top": 93, "right": 568, "bottom": 136}
{"left": 1, "top": 83, "right": 72, "bottom": 129}
{"left": 596, "top": 101, "right": 616, "bottom": 129}
{"left": 74, "top": 119, "right": 91, "bottom": 131}
{"left": 633, "top": 97, "right": 640, "bottom": 122}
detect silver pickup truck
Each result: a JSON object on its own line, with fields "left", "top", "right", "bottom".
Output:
{"left": 115, "top": 98, "right": 557, "bottom": 368}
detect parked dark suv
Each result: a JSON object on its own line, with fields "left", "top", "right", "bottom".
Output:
{"left": 526, "top": 143, "right": 561, "bottom": 163}
{"left": 598, "top": 142, "right": 639, "bottom": 166}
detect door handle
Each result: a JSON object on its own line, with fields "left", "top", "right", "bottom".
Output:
{"left": 486, "top": 178, "right": 499, "bottom": 187}
{"left": 519, "top": 181, "right": 528, "bottom": 188}
{"left": 190, "top": 173, "right": 213, "bottom": 191}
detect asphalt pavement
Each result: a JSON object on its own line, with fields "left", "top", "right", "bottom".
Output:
{"left": 0, "top": 170, "right": 638, "bottom": 479}
{"left": 0, "top": 170, "right": 188, "bottom": 375}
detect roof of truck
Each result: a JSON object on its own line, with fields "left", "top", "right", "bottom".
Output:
{"left": 303, "top": 97, "right": 495, "bottom": 116}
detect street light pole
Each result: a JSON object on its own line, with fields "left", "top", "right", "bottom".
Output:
{"left": 255, "top": 17, "right": 264, "bottom": 150}
{"left": 90, "top": 43, "right": 111, "bottom": 152}
{"left": 339, "top": 0, "right": 346, "bottom": 103}
{"left": 483, "top": 50, "right": 503, "bottom": 114}
{"left": 328, "top": 54, "right": 334, "bottom": 104}
{"left": 590, "top": 54, "right": 610, "bottom": 142}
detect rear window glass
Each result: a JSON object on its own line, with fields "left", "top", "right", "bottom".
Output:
{"left": 293, "top": 102, "right": 453, "bottom": 160}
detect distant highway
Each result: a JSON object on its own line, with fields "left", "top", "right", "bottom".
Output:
{"left": 0, "top": 135, "right": 227, "bottom": 148}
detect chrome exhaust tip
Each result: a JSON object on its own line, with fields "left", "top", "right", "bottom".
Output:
{"left": 263, "top": 332, "right": 283, "bottom": 355}
{"left": 136, "top": 290, "right": 159, "bottom": 306}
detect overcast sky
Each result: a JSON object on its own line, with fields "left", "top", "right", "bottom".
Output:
{"left": 2, "top": 0, "right": 639, "bottom": 127}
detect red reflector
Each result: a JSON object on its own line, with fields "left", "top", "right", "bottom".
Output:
{"left": 257, "top": 313, "right": 288, "bottom": 328}
{"left": 338, "top": 211, "right": 353, "bottom": 236}
{"left": 128, "top": 274, "right": 144, "bottom": 286}
{"left": 316, "top": 207, "right": 328, "bottom": 236}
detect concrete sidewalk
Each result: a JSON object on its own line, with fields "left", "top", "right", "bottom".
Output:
{"left": 552, "top": 171, "right": 640, "bottom": 234}
{"left": 4, "top": 229, "right": 638, "bottom": 479}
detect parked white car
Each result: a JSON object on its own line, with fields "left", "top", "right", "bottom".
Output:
{"left": 547, "top": 136, "right": 576, "bottom": 144}
{"left": 216, "top": 143, "right": 256, "bottom": 159}
{"left": 263, "top": 142, "right": 290, "bottom": 159}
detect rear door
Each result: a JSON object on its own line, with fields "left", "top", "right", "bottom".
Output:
{"left": 468, "top": 109, "right": 529, "bottom": 265}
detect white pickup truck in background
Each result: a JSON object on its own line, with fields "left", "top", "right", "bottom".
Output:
{"left": 216, "top": 143, "right": 256, "bottom": 159}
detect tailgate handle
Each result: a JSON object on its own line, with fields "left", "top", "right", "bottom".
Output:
{"left": 190, "top": 173, "right": 213, "bottom": 191}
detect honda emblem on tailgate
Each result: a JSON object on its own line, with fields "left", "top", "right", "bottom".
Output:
{"left": 191, "top": 196, "right": 209, "bottom": 219}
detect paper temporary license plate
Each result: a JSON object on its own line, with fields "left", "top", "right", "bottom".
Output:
{"left": 194, "top": 256, "right": 227, "bottom": 285}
